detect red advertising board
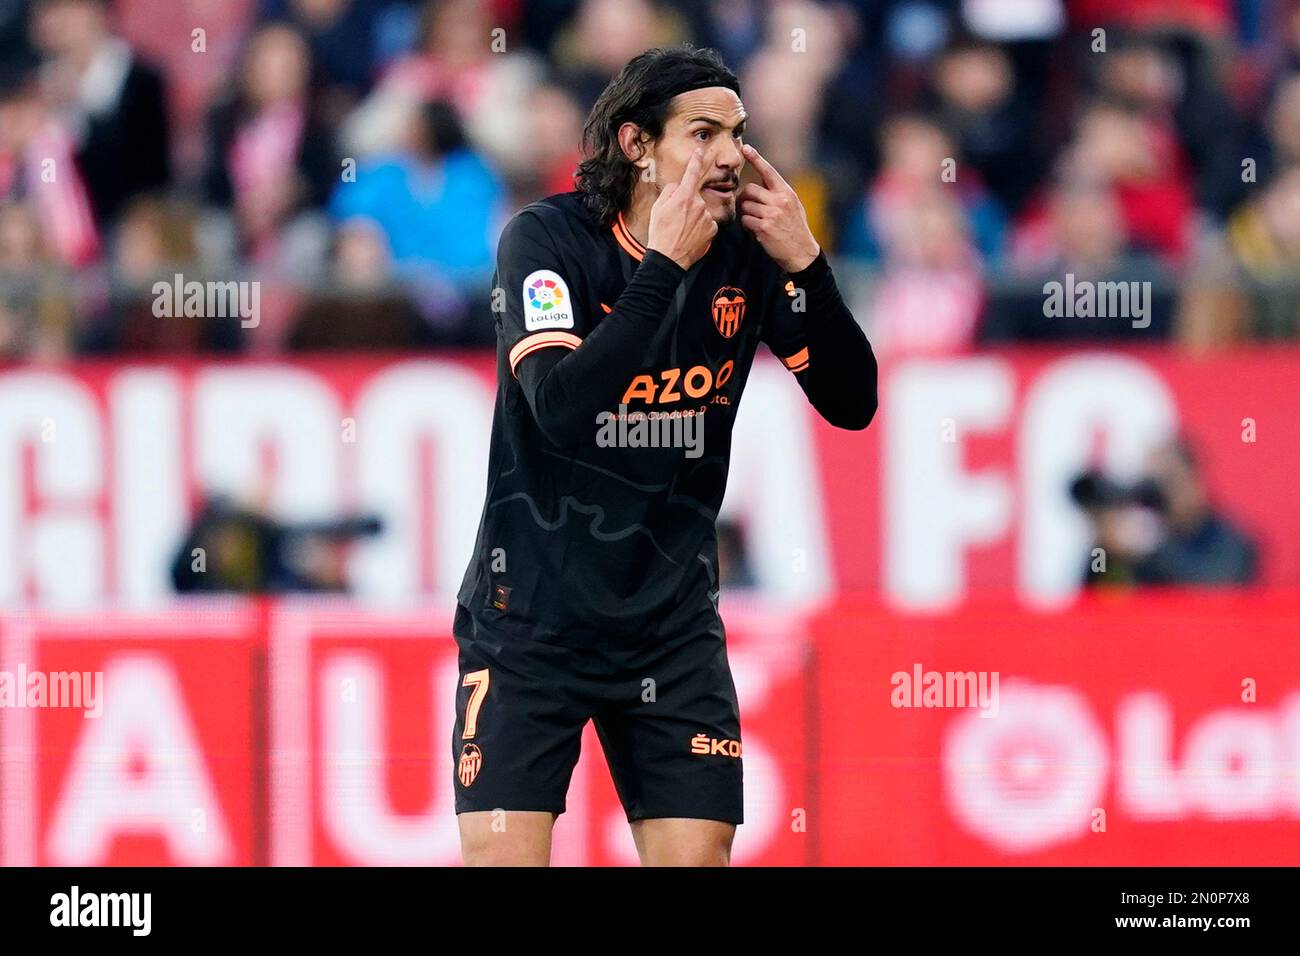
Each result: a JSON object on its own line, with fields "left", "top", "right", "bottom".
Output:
{"left": 1, "top": 348, "right": 1296, "bottom": 612}
{"left": 266, "top": 602, "right": 813, "bottom": 866}
{"left": 0, "top": 604, "right": 260, "bottom": 866}
{"left": 814, "top": 590, "right": 1300, "bottom": 865}
{"left": 3, "top": 593, "right": 1296, "bottom": 865}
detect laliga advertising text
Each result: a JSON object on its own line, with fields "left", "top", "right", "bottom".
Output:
{"left": 50, "top": 886, "right": 151, "bottom": 936}
{"left": 945, "top": 682, "right": 1300, "bottom": 852}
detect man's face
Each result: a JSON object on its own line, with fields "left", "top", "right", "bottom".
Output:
{"left": 32, "top": 0, "right": 104, "bottom": 58}
{"left": 646, "top": 86, "right": 747, "bottom": 223}
{"left": 1147, "top": 443, "right": 1205, "bottom": 530}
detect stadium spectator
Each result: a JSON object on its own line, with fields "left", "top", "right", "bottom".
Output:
{"left": 841, "top": 115, "right": 997, "bottom": 353}
{"left": 1073, "top": 438, "right": 1259, "bottom": 589}
{"left": 798, "top": 1, "right": 880, "bottom": 180}
{"left": 741, "top": 47, "right": 848, "bottom": 251}
{"left": 30, "top": 0, "right": 171, "bottom": 227}
{"left": 78, "top": 196, "right": 244, "bottom": 354}
{"left": 867, "top": 188, "right": 985, "bottom": 354}
{"left": 1138, "top": 438, "right": 1259, "bottom": 586}
{"left": 674, "top": 0, "right": 766, "bottom": 70}
{"left": 983, "top": 175, "right": 1176, "bottom": 341}
{"left": 330, "top": 99, "right": 504, "bottom": 293}
{"left": 841, "top": 114, "right": 1006, "bottom": 265}
{"left": 1233, "top": 74, "right": 1300, "bottom": 203}
{"left": 512, "top": 82, "right": 584, "bottom": 204}
{"left": 754, "top": 0, "right": 870, "bottom": 186}
{"left": 1223, "top": 164, "right": 1300, "bottom": 339}
{"left": 925, "top": 37, "right": 1047, "bottom": 215}
{"left": 0, "top": 201, "right": 77, "bottom": 359}
{"left": 341, "top": 0, "right": 545, "bottom": 177}
{"left": 0, "top": 203, "right": 42, "bottom": 273}
{"left": 1091, "top": 31, "right": 1244, "bottom": 222}
{"left": 259, "top": 0, "right": 387, "bottom": 112}
{"left": 1061, "top": 100, "right": 1194, "bottom": 264}
{"left": 0, "top": 69, "right": 99, "bottom": 268}
{"left": 202, "top": 22, "right": 339, "bottom": 266}
{"left": 286, "top": 216, "right": 433, "bottom": 350}
{"left": 550, "top": 0, "right": 686, "bottom": 108}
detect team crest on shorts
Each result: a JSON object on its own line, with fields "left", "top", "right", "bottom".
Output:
{"left": 458, "top": 743, "right": 483, "bottom": 787}
{"left": 711, "top": 286, "right": 746, "bottom": 338}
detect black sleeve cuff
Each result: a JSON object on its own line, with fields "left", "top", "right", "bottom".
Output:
{"left": 640, "top": 248, "right": 688, "bottom": 280}
{"left": 787, "top": 249, "right": 832, "bottom": 284}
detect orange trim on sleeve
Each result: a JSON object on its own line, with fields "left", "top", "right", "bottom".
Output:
{"left": 599, "top": 302, "right": 613, "bottom": 314}
{"left": 509, "top": 330, "right": 582, "bottom": 376}
{"left": 781, "top": 347, "right": 810, "bottom": 374}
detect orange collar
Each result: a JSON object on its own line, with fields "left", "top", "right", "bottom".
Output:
{"left": 611, "top": 211, "right": 718, "bottom": 264}
{"left": 611, "top": 211, "right": 646, "bottom": 261}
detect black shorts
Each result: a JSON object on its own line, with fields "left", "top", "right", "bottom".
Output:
{"left": 450, "top": 604, "right": 743, "bottom": 824}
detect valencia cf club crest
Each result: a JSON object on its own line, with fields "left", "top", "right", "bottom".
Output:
{"left": 458, "top": 743, "right": 483, "bottom": 787}
{"left": 711, "top": 286, "right": 746, "bottom": 338}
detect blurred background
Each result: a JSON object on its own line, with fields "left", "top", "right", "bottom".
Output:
{"left": 0, "top": 0, "right": 1298, "bottom": 867}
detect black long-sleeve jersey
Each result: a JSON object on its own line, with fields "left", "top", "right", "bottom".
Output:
{"left": 457, "top": 191, "right": 876, "bottom": 647}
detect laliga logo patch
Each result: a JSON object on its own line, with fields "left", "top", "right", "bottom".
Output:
{"left": 458, "top": 743, "right": 483, "bottom": 787}
{"left": 711, "top": 286, "right": 746, "bottom": 338}
{"left": 523, "top": 269, "right": 575, "bottom": 331}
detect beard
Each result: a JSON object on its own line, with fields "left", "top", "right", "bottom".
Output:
{"left": 704, "top": 172, "right": 740, "bottom": 223}
{"left": 708, "top": 190, "right": 739, "bottom": 224}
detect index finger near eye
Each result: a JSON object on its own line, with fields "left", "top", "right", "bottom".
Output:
{"left": 680, "top": 148, "right": 707, "bottom": 190}
{"left": 743, "top": 144, "right": 786, "bottom": 190}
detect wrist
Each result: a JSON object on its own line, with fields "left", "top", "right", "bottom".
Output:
{"left": 780, "top": 242, "right": 821, "bottom": 274}
{"left": 641, "top": 248, "right": 688, "bottom": 276}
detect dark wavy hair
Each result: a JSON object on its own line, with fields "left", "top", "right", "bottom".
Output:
{"left": 576, "top": 45, "right": 740, "bottom": 225}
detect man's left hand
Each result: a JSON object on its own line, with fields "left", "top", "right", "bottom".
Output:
{"left": 738, "top": 144, "right": 821, "bottom": 274}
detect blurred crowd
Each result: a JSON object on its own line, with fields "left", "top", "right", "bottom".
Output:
{"left": 2, "top": 0, "right": 1300, "bottom": 360}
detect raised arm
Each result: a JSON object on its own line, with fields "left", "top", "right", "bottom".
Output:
{"left": 502, "top": 151, "right": 716, "bottom": 446}
{"left": 741, "top": 144, "right": 877, "bottom": 430}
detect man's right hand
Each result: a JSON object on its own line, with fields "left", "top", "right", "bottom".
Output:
{"left": 646, "top": 148, "right": 718, "bottom": 270}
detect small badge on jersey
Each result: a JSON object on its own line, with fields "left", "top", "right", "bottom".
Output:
{"left": 458, "top": 743, "right": 483, "bottom": 787}
{"left": 523, "top": 269, "right": 575, "bottom": 331}
{"left": 712, "top": 286, "right": 746, "bottom": 338}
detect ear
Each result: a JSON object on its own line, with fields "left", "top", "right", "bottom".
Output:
{"left": 617, "top": 122, "right": 653, "bottom": 169}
